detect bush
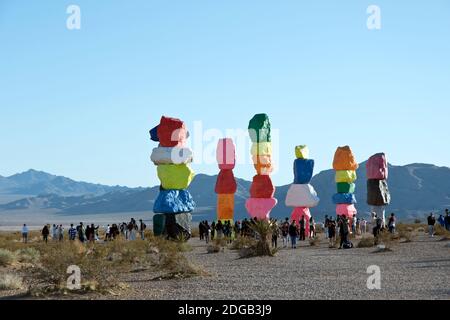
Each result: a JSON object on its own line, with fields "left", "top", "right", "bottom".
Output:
{"left": 309, "top": 236, "right": 320, "bottom": 247}
{"left": 434, "top": 225, "right": 450, "bottom": 240}
{"left": 0, "top": 274, "right": 23, "bottom": 290}
{"left": 0, "top": 249, "right": 16, "bottom": 266}
{"left": 230, "top": 236, "right": 256, "bottom": 250}
{"left": 357, "top": 237, "right": 375, "bottom": 248}
{"left": 414, "top": 219, "right": 422, "bottom": 224}
{"left": 16, "top": 247, "right": 40, "bottom": 264}
{"left": 399, "top": 230, "right": 414, "bottom": 243}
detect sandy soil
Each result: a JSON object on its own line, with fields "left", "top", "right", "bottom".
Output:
{"left": 1, "top": 234, "right": 449, "bottom": 300}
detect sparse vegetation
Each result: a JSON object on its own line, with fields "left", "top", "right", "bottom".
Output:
{"left": 239, "top": 220, "right": 277, "bottom": 258}
{"left": 434, "top": 225, "right": 450, "bottom": 241}
{"left": 357, "top": 236, "right": 375, "bottom": 248}
{"left": 0, "top": 231, "right": 204, "bottom": 297}
{"left": 0, "top": 248, "right": 16, "bottom": 266}
{"left": 0, "top": 274, "right": 23, "bottom": 291}
{"left": 309, "top": 236, "right": 320, "bottom": 247}
{"left": 230, "top": 236, "right": 256, "bottom": 250}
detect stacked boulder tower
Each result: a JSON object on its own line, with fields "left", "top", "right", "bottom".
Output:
{"left": 366, "top": 153, "right": 391, "bottom": 227}
{"left": 245, "top": 114, "right": 277, "bottom": 220}
{"left": 215, "top": 138, "right": 237, "bottom": 224}
{"left": 332, "top": 146, "right": 358, "bottom": 225}
{"left": 285, "top": 145, "right": 320, "bottom": 234}
{"left": 150, "top": 116, "right": 196, "bottom": 239}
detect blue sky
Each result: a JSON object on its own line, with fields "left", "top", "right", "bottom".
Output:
{"left": 0, "top": 0, "right": 449, "bottom": 187}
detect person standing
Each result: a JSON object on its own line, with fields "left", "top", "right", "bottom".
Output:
{"left": 216, "top": 220, "right": 224, "bottom": 239}
{"left": 309, "top": 217, "right": 315, "bottom": 238}
{"left": 324, "top": 215, "right": 330, "bottom": 239}
{"left": 351, "top": 214, "right": 357, "bottom": 235}
{"left": 204, "top": 221, "right": 211, "bottom": 244}
{"left": 388, "top": 213, "right": 396, "bottom": 234}
{"left": 281, "top": 218, "right": 289, "bottom": 248}
{"left": 77, "top": 222, "right": 85, "bottom": 243}
{"left": 211, "top": 221, "right": 216, "bottom": 240}
{"left": 445, "top": 209, "right": 450, "bottom": 231}
{"left": 58, "top": 224, "right": 64, "bottom": 241}
{"left": 289, "top": 221, "right": 298, "bottom": 249}
{"left": 42, "top": 225, "right": 50, "bottom": 243}
{"left": 360, "top": 218, "right": 367, "bottom": 234}
{"left": 338, "top": 216, "right": 350, "bottom": 249}
{"left": 199, "top": 221, "right": 205, "bottom": 241}
{"left": 271, "top": 219, "right": 279, "bottom": 248}
{"left": 328, "top": 217, "right": 336, "bottom": 248}
{"left": 299, "top": 217, "right": 306, "bottom": 241}
{"left": 22, "top": 224, "right": 29, "bottom": 243}
{"left": 139, "top": 219, "right": 147, "bottom": 240}
{"left": 427, "top": 213, "right": 436, "bottom": 238}
{"left": 52, "top": 224, "right": 58, "bottom": 241}
{"left": 68, "top": 224, "right": 77, "bottom": 241}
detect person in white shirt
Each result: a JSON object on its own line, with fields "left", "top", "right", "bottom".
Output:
{"left": 360, "top": 219, "right": 367, "bottom": 234}
{"left": 52, "top": 224, "right": 58, "bottom": 241}
{"left": 22, "top": 224, "right": 29, "bottom": 243}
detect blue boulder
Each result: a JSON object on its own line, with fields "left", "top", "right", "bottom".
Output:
{"left": 153, "top": 189, "right": 195, "bottom": 213}
{"left": 293, "top": 159, "right": 314, "bottom": 184}
{"left": 150, "top": 126, "right": 159, "bottom": 142}
{"left": 332, "top": 193, "right": 357, "bottom": 204}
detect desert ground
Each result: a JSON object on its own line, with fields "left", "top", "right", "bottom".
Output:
{"left": 1, "top": 229, "right": 449, "bottom": 300}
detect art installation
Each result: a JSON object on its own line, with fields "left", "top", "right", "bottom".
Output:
{"left": 332, "top": 146, "right": 358, "bottom": 225}
{"left": 285, "top": 145, "right": 320, "bottom": 234}
{"left": 215, "top": 138, "right": 237, "bottom": 222}
{"left": 150, "top": 116, "right": 195, "bottom": 239}
{"left": 245, "top": 114, "right": 277, "bottom": 220}
{"left": 366, "top": 153, "right": 391, "bottom": 227}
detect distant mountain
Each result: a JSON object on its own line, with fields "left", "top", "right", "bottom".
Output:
{"left": 0, "top": 169, "right": 132, "bottom": 196}
{"left": 0, "top": 164, "right": 449, "bottom": 222}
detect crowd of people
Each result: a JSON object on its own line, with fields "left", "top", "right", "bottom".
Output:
{"left": 31, "top": 218, "right": 148, "bottom": 244}
{"left": 20, "top": 209, "right": 450, "bottom": 246}
{"left": 195, "top": 208, "right": 450, "bottom": 250}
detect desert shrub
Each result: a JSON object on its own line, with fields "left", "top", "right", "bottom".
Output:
{"left": 0, "top": 273, "right": 23, "bottom": 290}
{"left": 434, "top": 225, "right": 450, "bottom": 240}
{"left": 206, "top": 244, "right": 221, "bottom": 254}
{"left": 238, "top": 220, "right": 278, "bottom": 258}
{"left": 16, "top": 247, "right": 41, "bottom": 264}
{"left": 399, "top": 230, "right": 415, "bottom": 243}
{"left": 357, "top": 237, "right": 375, "bottom": 248}
{"left": 414, "top": 219, "right": 422, "bottom": 224}
{"left": 0, "top": 248, "right": 16, "bottom": 266}
{"left": 190, "top": 227, "right": 199, "bottom": 238}
{"left": 309, "top": 236, "right": 321, "bottom": 247}
{"left": 416, "top": 227, "right": 425, "bottom": 233}
{"left": 230, "top": 236, "right": 256, "bottom": 250}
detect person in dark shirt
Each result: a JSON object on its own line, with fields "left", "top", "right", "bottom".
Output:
{"left": 299, "top": 217, "right": 306, "bottom": 241}
{"left": 288, "top": 221, "right": 299, "bottom": 249}
{"left": 427, "top": 213, "right": 436, "bottom": 237}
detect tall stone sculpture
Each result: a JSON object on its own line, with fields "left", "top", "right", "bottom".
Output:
{"left": 366, "top": 153, "right": 391, "bottom": 227}
{"left": 285, "top": 145, "right": 320, "bottom": 234}
{"left": 333, "top": 146, "right": 358, "bottom": 226}
{"left": 215, "top": 138, "right": 237, "bottom": 223}
{"left": 245, "top": 114, "right": 277, "bottom": 220}
{"left": 150, "top": 116, "right": 195, "bottom": 239}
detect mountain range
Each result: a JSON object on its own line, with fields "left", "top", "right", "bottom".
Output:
{"left": 1, "top": 164, "right": 449, "bottom": 222}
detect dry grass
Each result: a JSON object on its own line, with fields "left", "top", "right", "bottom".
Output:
{"left": 434, "top": 225, "right": 450, "bottom": 241}
{"left": 309, "top": 236, "right": 321, "bottom": 247}
{"left": 0, "top": 248, "right": 16, "bottom": 266}
{"left": 0, "top": 231, "right": 204, "bottom": 297}
{"left": 238, "top": 220, "right": 277, "bottom": 258}
{"left": 0, "top": 274, "right": 23, "bottom": 291}
{"left": 357, "top": 236, "right": 375, "bottom": 248}
{"left": 230, "top": 236, "right": 256, "bottom": 250}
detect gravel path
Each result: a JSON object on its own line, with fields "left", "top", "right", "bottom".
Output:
{"left": 121, "top": 235, "right": 450, "bottom": 300}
